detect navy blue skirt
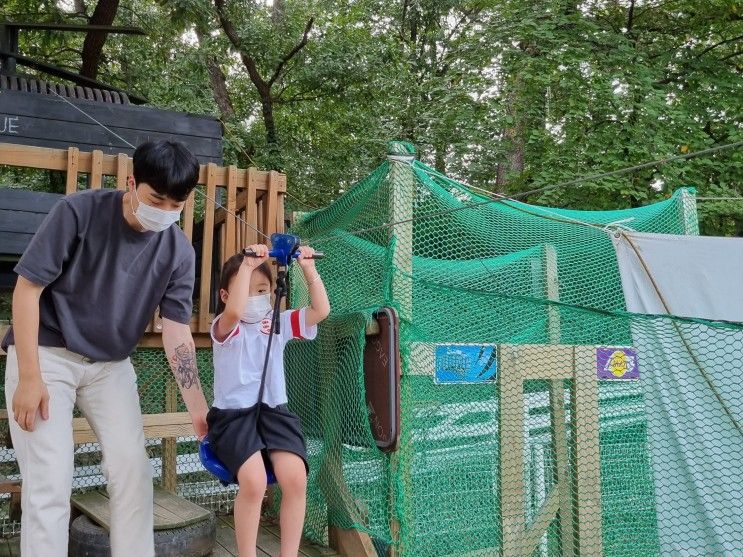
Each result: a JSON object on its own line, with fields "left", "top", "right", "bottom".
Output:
{"left": 206, "top": 403, "right": 309, "bottom": 483}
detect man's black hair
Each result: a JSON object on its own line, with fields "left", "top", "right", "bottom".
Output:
{"left": 132, "top": 140, "right": 200, "bottom": 201}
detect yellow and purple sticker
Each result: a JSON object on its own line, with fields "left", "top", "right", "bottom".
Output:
{"left": 596, "top": 347, "right": 639, "bottom": 380}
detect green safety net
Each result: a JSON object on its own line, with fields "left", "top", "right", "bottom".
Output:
{"left": 283, "top": 141, "right": 741, "bottom": 556}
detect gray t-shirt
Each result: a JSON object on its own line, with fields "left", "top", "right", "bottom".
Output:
{"left": 2, "top": 189, "right": 195, "bottom": 361}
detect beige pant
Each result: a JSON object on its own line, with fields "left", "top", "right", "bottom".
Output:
{"left": 4, "top": 346, "right": 154, "bottom": 557}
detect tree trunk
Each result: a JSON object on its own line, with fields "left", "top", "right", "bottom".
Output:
{"left": 80, "top": 0, "right": 120, "bottom": 79}
{"left": 195, "top": 28, "right": 235, "bottom": 121}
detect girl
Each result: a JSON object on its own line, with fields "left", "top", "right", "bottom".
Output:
{"left": 207, "top": 244, "right": 330, "bottom": 557}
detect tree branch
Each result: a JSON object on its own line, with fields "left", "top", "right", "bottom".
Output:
{"left": 697, "top": 34, "right": 743, "bottom": 58}
{"left": 267, "top": 17, "right": 314, "bottom": 87}
{"left": 213, "top": 0, "right": 268, "bottom": 94}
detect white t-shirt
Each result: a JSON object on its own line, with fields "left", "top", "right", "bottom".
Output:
{"left": 210, "top": 308, "right": 317, "bottom": 409}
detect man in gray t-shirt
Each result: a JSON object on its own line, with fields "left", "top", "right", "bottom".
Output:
{"left": 2, "top": 140, "right": 209, "bottom": 556}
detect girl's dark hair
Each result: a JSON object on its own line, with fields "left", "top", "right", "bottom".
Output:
{"left": 215, "top": 254, "right": 273, "bottom": 314}
{"left": 133, "top": 140, "right": 199, "bottom": 201}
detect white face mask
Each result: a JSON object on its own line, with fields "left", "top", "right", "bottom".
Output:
{"left": 241, "top": 294, "right": 272, "bottom": 323}
{"left": 131, "top": 187, "right": 182, "bottom": 232}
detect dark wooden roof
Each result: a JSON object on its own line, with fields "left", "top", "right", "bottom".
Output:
{"left": 0, "top": 75, "right": 130, "bottom": 104}
{"left": 0, "top": 84, "right": 223, "bottom": 164}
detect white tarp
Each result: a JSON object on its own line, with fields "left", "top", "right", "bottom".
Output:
{"left": 613, "top": 231, "right": 743, "bottom": 556}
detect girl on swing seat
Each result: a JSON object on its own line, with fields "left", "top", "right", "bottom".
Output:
{"left": 207, "top": 244, "right": 330, "bottom": 557}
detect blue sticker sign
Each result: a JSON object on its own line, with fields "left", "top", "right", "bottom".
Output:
{"left": 434, "top": 344, "right": 498, "bottom": 385}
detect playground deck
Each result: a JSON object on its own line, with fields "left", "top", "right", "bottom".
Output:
{"left": 0, "top": 515, "right": 339, "bottom": 557}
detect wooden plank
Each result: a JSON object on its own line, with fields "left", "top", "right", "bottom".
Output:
{"left": 262, "top": 523, "right": 338, "bottom": 556}
{"left": 116, "top": 153, "right": 128, "bottom": 190}
{"left": 0, "top": 188, "right": 63, "bottom": 211}
{"left": 0, "top": 90, "right": 223, "bottom": 140}
{"left": 0, "top": 124, "right": 221, "bottom": 164}
{"left": 225, "top": 165, "right": 238, "bottom": 258}
{"left": 72, "top": 488, "right": 212, "bottom": 532}
{"left": 198, "top": 164, "right": 218, "bottom": 332}
{"left": 328, "top": 527, "right": 377, "bottom": 557}
{"left": 0, "top": 143, "right": 68, "bottom": 170}
{"left": 522, "top": 487, "right": 560, "bottom": 557}
{"left": 218, "top": 516, "right": 271, "bottom": 557}
{"left": 276, "top": 190, "right": 285, "bottom": 236}
{"left": 0, "top": 208, "right": 49, "bottom": 233}
{"left": 498, "top": 346, "right": 526, "bottom": 557}
{"left": 65, "top": 146, "right": 79, "bottom": 194}
{"left": 551, "top": 378, "right": 574, "bottom": 557}
{"left": 246, "top": 168, "right": 258, "bottom": 245}
{"left": 90, "top": 149, "right": 103, "bottom": 189}
{"left": 1, "top": 411, "right": 196, "bottom": 444}
{"left": 183, "top": 189, "right": 195, "bottom": 241}
{"left": 161, "top": 378, "right": 178, "bottom": 492}
{"left": 545, "top": 244, "right": 560, "bottom": 344}
{"left": 264, "top": 170, "right": 279, "bottom": 238}
{"left": 71, "top": 490, "right": 112, "bottom": 530}
{"left": 215, "top": 516, "right": 241, "bottom": 556}
{"left": 572, "top": 346, "right": 604, "bottom": 557}
{"left": 508, "top": 344, "right": 573, "bottom": 381}
{"left": 151, "top": 488, "right": 211, "bottom": 529}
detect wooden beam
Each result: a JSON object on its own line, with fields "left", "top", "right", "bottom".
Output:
{"left": 264, "top": 170, "right": 279, "bottom": 238}
{"left": 198, "top": 164, "right": 218, "bottom": 332}
{"left": 551, "top": 379, "right": 574, "bottom": 557}
{"left": 182, "top": 189, "right": 195, "bottom": 241}
{"left": 115, "top": 153, "right": 128, "bottom": 190}
{"left": 522, "top": 487, "right": 560, "bottom": 556}
{"left": 246, "top": 168, "right": 258, "bottom": 246}
{"left": 499, "top": 346, "right": 526, "bottom": 557}
{"left": 89, "top": 149, "right": 103, "bottom": 189}
{"left": 0, "top": 50, "right": 147, "bottom": 103}
{"left": 328, "top": 526, "right": 377, "bottom": 557}
{"left": 572, "top": 346, "right": 604, "bottom": 557}
{"left": 0, "top": 410, "right": 195, "bottom": 444}
{"left": 225, "top": 165, "right": 238, "bottom": 258}
{"left": 65, "top": 146, "right": 79, "bottom": 194}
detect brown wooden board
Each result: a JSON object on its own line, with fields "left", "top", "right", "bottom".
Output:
{"left": 71, "top": 487, "right": 212, "bottom": 531}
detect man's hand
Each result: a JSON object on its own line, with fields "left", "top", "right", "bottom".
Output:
{"left": 192, "top": 409, "right": 208, "bottom": 441}
{"left": 12, "top": 377, "right": 49, "bottom": 432}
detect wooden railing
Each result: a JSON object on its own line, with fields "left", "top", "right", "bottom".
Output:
{"left": 0, "top": 143, "right": 286, "bottom": 343}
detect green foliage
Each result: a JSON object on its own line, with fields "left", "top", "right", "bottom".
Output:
{"left": 2, "top": 0, "right": 741, "bottom": 230}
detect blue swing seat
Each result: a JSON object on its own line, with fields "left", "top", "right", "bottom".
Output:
{"left": 199, "top": 437, "right": 277, "bottom": 486}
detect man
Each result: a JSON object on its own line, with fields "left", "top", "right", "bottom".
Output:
{"left": 2, "top": 140, "right": 209, "bottom": 556}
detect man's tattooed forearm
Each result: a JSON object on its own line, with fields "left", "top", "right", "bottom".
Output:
{"left": 171, "top": 343, "right": 201, "bottom": 390}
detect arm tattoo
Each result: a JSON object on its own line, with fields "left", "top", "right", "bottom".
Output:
{"left": 171, "top": 343, "right": 201, "bottom": 390}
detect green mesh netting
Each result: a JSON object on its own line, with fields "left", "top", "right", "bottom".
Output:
{"left": 283, "top": 142, "right": 740, "bottom": 556}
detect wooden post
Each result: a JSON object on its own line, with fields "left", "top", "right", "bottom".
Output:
{"left": 115, "top": 153, "right": 128, "bottom": 190}
{"left": 90, "top": 149, "right": 103, "bottom": 189}
{"left": 499, "top": 346, "right": 526, "bottom": 557}
{"left": 65, "top": 146, "right": 79, "bottom": 194}
{"left": 198, "top": 164, "right": 218, "bottom": 332}
{"left": 246, "top": 168, "right": 258, "bottom": 246}
{"left": 572, "top": 346, "right": 604, "bottom": 557}
{"left": 679, "top": 188, "right": 700, "bottom": 235}
{"left": 386, "top": 144, "right": 416, "bottom": 556}
{"left": 544, "top": 244, "right": 574, "bottom": 557}
{"left": 264, "top": 170, "right": 279, "bottom": 239}
{"left": 183, "top": 190, "right": 195, "bottom": 241}
{"left": 224, "top": 165, "right": 238, "bottom": 258}
{"left": 162, "top": 377, "right": 178, "bottom": 493}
